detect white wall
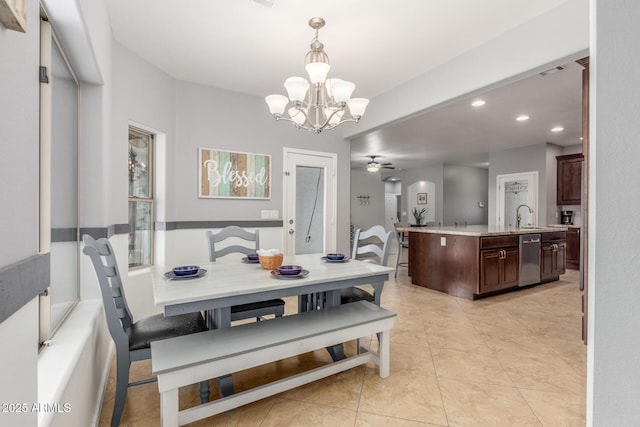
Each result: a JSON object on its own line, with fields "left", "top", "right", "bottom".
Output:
{"left": 0, "top": 0, "right": 45, "bottom": 423}
{"left": 545, "top": 143, "right": 564, "bottom": 225}
{"left": 488, "top": 143, "right": 549, "bottom": 226}
{"left": 350, "top": 170, "right": 386, "bottom": 231}
{"left": 172, "top": 81, "right": 351, "bottom": 230}
{"left": 589, "top": 1, "right": 640, "bottom": 424}
{"left": 0, "top": 301, "right": 38, "bottom": 427}
{"left": 395, "top": 165, "right": 445, "bottom": 225}
{"left": 407, "top": 181, "right": 436, "bottom": 225}
{"left": 443, "top": 165, "right": 489, "bottom": 225}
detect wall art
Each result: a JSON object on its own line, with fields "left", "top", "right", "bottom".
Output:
{"left": 199, "top": 148, "right": 271, "bottom": 199}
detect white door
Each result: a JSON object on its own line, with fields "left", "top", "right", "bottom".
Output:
{"left": 384, "top": 193, "right": 399, "bottom": 254}
{"left": 283, "top": 148, "right": 337, "bottom": 256}
{"left": 497, "top": 171, "right": 538, "bottom": 227}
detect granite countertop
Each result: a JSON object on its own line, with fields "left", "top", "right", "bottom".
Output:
{"left": 397, "top": 224, "right": 568, "bottom": 237}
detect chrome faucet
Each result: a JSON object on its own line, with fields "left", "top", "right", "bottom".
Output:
{"left": 516, "top": 204, "right": 534, "bottom": 228}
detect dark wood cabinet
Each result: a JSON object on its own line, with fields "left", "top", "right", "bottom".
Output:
{"left": 566, "top": 227, "right": 580, "bottom": 270}
{"left": 541, "top": 232, "right": 566, "bottom": 282}
{"left": 557, "top": 154, "right": 584, "bottom": 205}
{"left": 480, "top": 247, "right": 519, "bottom": 294}
{"left": 408, "top": 230, "right": 563, "bottom": 300}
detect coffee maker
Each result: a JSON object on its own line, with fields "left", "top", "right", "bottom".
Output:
{"left": 561, "top": 210, "right": 574, "bottom": 225}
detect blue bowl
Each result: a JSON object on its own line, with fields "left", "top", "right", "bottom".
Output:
{"left": 246, "top": 253, "right": 259, "bottom": 261}
{"left": 172, "top": 265, "right": 200, "bottom": 276}
{"left": 326, "top": 253, "right": 345, "bottom": 261}
{"left": 277, "top": 265, "right": 302, "bottom": 275}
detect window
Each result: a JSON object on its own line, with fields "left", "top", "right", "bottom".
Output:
{"left": 39, "top": 17, "right": 80, "bottom": 345}
{"left": 128, "top": 127, "right": 154, "bottom": 268}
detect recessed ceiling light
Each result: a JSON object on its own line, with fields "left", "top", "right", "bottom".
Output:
{"left": 516, "top": 115, "right": 530, "bottom": 122}
{"left": 551, "top": 126, "right": 564, "bottom": 132}
{"left": 471, "top": 99, "right": 486, "bottom": 107}
{"left": 580, "top": 137, "right": 584, "bottom": 140}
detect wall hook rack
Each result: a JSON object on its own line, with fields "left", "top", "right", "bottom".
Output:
{"left": 357, "top": 195, "right": 370, "bottom": 205}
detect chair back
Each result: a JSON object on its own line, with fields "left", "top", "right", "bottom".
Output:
{"left": 206, "top": 226, "right": 260, "bottom": 261}
{"left": 351, "top": 225, "right": 394, "bottom": 265}
{"left": 82, "top": 235, "right": 133, "bottom": 349}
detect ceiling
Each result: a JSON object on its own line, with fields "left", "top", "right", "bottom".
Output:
{"left": 106, "top": 0, "right": 581, "bottom": 171}
{"left": 351, "top": 61, "right": 584, "bottom": 172}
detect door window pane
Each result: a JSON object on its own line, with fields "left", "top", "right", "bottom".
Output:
{"left": 295, "top": 166, "right": 325, "bottom": 254}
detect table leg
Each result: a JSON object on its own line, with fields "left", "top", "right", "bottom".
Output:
{"left": 325, "top": 344, "right": 346, "bottom": 361}
{"left": 212, "top": 308, "right": 235, "bottom": 397}
{"left": 324, "top": 289, "right": 346, "bottom": 361}
{"left": 199, "top": 381, "right": 210, "bottom": 403}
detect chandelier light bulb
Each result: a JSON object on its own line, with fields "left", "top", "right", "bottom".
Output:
{"left": 324, "top": 78, "right": 344, "bottom": 98}
{"left": 265, "top": 94, "right": 289, "bottom": 115}
{"left": 284, "top": 77, "right": 310, "bottom": 102}
{"left": 331, "top": 80, "right": 356, "bottom": 104}
{"left": 305, "top": 62, "right": 331, "bottom": 84}
{"left": 324, "top": 108, "right": 344, "bottom": 125}
{"left": 288, "top": 107, "right": 306, "bottom": 126}
{"left": 347, "top": 98, "right": 369, "bottom": 118}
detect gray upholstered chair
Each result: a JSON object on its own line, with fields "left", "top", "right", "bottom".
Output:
{"left": 341, "top": 225, "right": 394, "bottom": 305}
{"left": 206, "top": 226, "right": 285, "bottom": 321}
{"left": 82, "top": 235, "right": 208, "bottom": 427}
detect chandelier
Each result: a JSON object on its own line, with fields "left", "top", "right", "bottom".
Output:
{"left": 265, "top": 17, "right": 369, "bottom": 134}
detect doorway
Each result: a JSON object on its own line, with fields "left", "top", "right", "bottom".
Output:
{"left": 283, "top": 148, "right": 337, "bottom": 256}
{"left": 497, "top": 171, "right": 538, "bottom": 227}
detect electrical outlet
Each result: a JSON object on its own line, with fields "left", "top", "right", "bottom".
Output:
{"left": 440, "top": 237, "right": 446, "bottom": 246}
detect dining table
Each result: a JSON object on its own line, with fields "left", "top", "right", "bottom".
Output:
{"left": 151, "top": 252, "right": 394, "bottom": 398}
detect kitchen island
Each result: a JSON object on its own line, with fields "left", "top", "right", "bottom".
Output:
{"left": 401, "top": 225, "right": 567, "bottom": 299}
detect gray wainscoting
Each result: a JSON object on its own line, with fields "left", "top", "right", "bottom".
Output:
{"left": 157, "top": 220, "right": 283, "bottom": 230}
{"left": 0, "top": 253, "right": 50, "bottom": 323}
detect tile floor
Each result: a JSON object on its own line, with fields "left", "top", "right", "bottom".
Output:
{"left": 99, "top": 251, "right": 586, "bottom": 426}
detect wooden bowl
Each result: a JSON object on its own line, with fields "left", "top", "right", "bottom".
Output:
{"left": 258, "top": 254, "right": 283, "bottom": 270}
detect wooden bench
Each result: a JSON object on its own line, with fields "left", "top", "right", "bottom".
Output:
{"left": 151, "top": 300, "right": 397, "bottom": 426}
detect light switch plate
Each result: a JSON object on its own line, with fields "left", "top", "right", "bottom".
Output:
{"left": 440, "top": 237, "right": 446, "bottom": 246}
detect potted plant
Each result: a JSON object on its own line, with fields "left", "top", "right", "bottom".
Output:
{"left": 412, "top": 207, "right": 427, "bottom": 226}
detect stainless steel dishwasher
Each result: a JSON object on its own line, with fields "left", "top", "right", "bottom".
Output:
{"left": 519, "top": 233, "right": 541, "bottom": 286}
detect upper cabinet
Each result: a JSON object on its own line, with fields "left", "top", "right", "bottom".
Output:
{"left": 557, "top": 153, "right": 584, "bottom": 205}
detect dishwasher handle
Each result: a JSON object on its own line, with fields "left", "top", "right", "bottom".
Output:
{"left": 522, "top": 238, "right": 540, "bottom": 244}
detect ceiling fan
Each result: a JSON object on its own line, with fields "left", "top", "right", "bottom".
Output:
{"left": 365, "top": 155, "right": 394, "bottom": 172}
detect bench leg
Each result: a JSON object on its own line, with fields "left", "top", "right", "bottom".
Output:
{"left": 218, "top": 374, "right": 235, "bottom": 397}
{"left": 378, "top": 329, "right": 390, "bottom": 378}
{"left": 160, "top": 388, "right": 179, "bottom": 427}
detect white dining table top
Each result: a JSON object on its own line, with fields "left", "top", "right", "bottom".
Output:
{"left": 152, "top": 253, "right": 394, "bottom": 309}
